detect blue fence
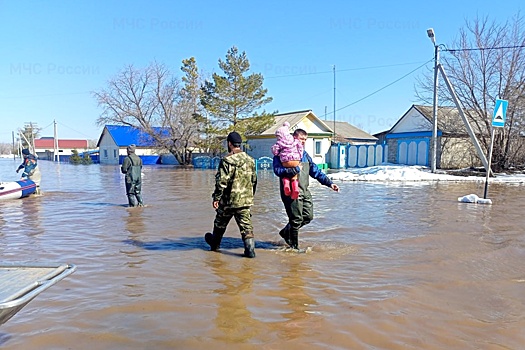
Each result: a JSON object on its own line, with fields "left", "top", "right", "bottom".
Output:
{"left": 330, "top": 144, "right": 388, "bottom": 169}
{"left": 192, "top": 156, "right": 222, "bottom": 169}
{"left": 192, "top": 155, "right": 274, "bottom": 171}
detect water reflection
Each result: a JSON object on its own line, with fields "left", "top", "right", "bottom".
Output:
{"left": 125, "top": 207, "right": 146, "bottom": 235}
{"left": 275, "top": 258, "right": 318, "bottom": 341}
{"left": 0, "top": 195, "right": 44, "bottom": 260}
{"left": 207, "top": 256, "right": 262, "bottom": 343}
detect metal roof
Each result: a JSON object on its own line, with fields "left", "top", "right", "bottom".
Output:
{"left": 330, "top": 121, "right": 377, "bottom": 143}
{"left": 412, "top": 105, "right": 485, "bottom": 135}
{"left": 98, "top": 125, "right": 166, "bottom": 147}
{"left": 35, "top": 138, "right": 88, "bottom": 149}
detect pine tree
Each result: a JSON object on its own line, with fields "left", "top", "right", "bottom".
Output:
{"left": 201, "top": 46, "right": 274, "bottom": 136}
{"left": 70, "top": 150, "right": 82, "bottom": 164}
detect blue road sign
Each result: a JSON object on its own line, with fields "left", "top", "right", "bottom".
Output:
{"left": 492, "top": 99, "right": 508, "bottom": 128}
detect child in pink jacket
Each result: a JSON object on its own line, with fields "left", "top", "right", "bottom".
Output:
{"left": 271, "top": 122, "right": 304, "bottom": 199}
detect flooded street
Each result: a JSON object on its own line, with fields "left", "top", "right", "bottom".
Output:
{"left": 1, "top": 158, "right": 524, "bottom": 349}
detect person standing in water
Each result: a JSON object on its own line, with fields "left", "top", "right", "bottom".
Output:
{"left": 16, "top": 148, "right": 42, "bottom": 194}
{"left": 121, "top": 144, "right": 144, "bottom": 207}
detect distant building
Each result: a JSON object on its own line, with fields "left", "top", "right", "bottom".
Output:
{"left": 327, "top": 121, "right": 383, "bottom": 169}
{"left": 331, "top": 121, "right": 378, "bottom": 145}
{"left": 96, "top": 125, "right": 171, "bottom": 165}
{"left": 246, "top": 110, "right": 334, "bottom": 169}
{"left": 34, "top": 137, "right": 89, "bottom": 161}
{"left": 386, "top": 104, "right": 484, "bottom": 169}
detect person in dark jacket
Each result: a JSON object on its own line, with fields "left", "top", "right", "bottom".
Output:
{"left": 205, "top": 132, "right": 258, "bottom": 258}
{"left": 121, "top": 144, "right": 144, "bottom": 207}
{"left": 273, "top": 128, "right": 339, "bottom": 251}
{"left": 16, "top": 148, "right": 42, "bottom": 193}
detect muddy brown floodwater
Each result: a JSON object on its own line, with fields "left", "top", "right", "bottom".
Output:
{"left": 1, "top": 158, "right": 524, "bottom": 349}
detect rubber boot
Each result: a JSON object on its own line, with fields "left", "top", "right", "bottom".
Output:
{"left": 291, "top": 179, "right": 299, "bottom": 200}
{"left": 127, "top": 195, "right": 136, "bottom": 207}
{"left": 288, "top": 230, "right": 306, "bottom": 253}
{"left": 279, "top": 224, "right": 291, "bottom": 246}
{"left": 205, "top": 229, "right": 225, "bottom": 251}
{"left": 289, "top": 229, "right": 299, "bottom": 250}
{"left": 282, "top": 177, "right": 291, "bottom": 196}
{"left": 136, "top": 193, "right": 144, "bottom": 207}
{"left": 243, "top": 238, "right": 256, "bottom": 258}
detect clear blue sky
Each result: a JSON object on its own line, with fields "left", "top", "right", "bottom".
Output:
{"left": 0, "top": 0, "right": 523, "bottom": 144}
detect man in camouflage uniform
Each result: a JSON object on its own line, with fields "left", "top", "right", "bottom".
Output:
{"left": 121, "top": 144, "right": 144, "bottom": 207}
{"left": 205, "top": 132, "right": 258, "bottom": 258}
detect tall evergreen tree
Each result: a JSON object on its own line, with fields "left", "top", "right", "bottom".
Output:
{"left": 201, "top": 46, "right": 274, "bottom": 136}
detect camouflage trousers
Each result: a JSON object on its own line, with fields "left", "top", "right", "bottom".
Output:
{"left": 213, "top": 206, "right": 254, "bottom": 239}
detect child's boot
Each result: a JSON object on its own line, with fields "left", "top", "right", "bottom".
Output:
{"left": 282, "top": 177, "right": 291, "bottom": 196}
{"left": 291, "top": 179, "right": 299, "bottom": 200}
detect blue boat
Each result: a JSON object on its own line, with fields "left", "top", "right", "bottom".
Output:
{"left": 0, "top": 179, "right": 37, "bottom": 201}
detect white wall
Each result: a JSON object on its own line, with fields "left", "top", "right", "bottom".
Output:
{"left": 98, "top": 130, "right": 119, "bottom": 165}
{"left": 247, "top": 136, "right": 330, "bottom": 165}
{"left": 246, "top": 139, "right": 275, "bottom": 159}
{"left": 393, "top": 109, "right": 432, "bottom": 133}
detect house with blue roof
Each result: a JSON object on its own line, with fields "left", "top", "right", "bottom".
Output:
{"left": 97, "top": 125, "right": 172, "bottom": 165}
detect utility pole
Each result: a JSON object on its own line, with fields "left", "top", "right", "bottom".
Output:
{"left": 54, "top": 119, "right": 60, "bottom": 162}
{"left": 12, "top": 131, "right": 15, "bottom": 160}
{"left": 427, "top": 28, "right": 439, "bottom": 173}
{"left": 333, "top": 65, "right": 336, "bottom": 140}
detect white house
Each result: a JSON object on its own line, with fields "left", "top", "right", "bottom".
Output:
{"left": 246, "top": 110, "right": 334, "bottom": 168}
{"left": 97, "top": 125, "right": 167, "bottom": 165}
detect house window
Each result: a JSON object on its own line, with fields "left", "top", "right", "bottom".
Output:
{"left": 104, "top": 149, "right": 108, "bottom": 158}
{"left": 315, "top": 140, "right": 322, "bottom": 155}
{"left": 114, "top": 149, "right": 117, "bottom": 158}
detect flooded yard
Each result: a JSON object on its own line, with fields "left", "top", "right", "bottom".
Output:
{"left": 1, "top": 158, "right": 524, "bottom": 349}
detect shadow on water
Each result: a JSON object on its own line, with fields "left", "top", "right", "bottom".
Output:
{"left": 0, "top": 334, "right": 12, "bottom": 347}
{"left": 79, "top": 202, "right": 128, "bottom": 207}
{"left": 122, "top": 236, "right": 281, "bottom": 252}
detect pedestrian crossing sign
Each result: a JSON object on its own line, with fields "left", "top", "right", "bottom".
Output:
{"left": 492, "top": 99, "right": 508, "bottom": 128}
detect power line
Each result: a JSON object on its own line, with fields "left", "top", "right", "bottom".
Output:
{"left": 265, "top": 61, "right": 429, "bottom": 79}
{"left": 56, "top": 121, "right": 96, "bottom": 139}
{"left": 444, "top": 44, "right": 525, "bottom": 53}
{"left": 332, "top": 58, "right": 433, "bottom": 114}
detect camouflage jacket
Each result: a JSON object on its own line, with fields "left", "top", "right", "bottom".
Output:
{"left": 213, "top": 150, "right": 257, "bottom": 209}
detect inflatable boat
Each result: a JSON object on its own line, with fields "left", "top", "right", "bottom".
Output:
{"left": 0, "top": 179, "right": 37, "bottom": 201}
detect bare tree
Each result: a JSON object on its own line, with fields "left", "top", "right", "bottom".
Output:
{"left": 93, "top": 62, "right": 201, "bottom": 165}
{"left": 417, "top": 13, "right": 525, "bottom": 171}
{"left": 17, "top": 123, "right": 41, "bottom": 151}
{"left": 0, "top": 143, "right": 13, "bottom": 155}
